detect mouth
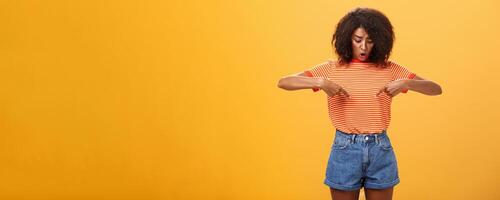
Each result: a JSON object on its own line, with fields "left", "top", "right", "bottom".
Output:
{"left": 360, "top": 53, "right": 367, "bottom": 58}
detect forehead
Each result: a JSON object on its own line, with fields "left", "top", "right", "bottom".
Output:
{"left": 352, "top": 27, "right": 369, "bottom": 38}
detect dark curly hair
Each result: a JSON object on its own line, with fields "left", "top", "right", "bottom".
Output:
{"left": 331, "top": 7, "right": 394, "bottom": 67}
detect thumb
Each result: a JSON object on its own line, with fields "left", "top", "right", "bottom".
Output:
{"left": 340, "top": 88, "right": 351, "bottom": 98}
{"left": 376, "top": 86, "right": 387, "bottom": 96}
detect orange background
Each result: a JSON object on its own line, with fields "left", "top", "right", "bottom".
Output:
{"left": 0, "top": 0, "right": 499, "bottom": 199}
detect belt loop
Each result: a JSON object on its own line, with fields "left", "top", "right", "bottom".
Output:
{"left": 351, "top": 134, "right": 355, "bottom": 144}
{"left": 375, "top": 134, "right": 379, "bottom": 145}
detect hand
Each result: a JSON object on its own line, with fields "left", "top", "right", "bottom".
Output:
{"left": 321, "top": 79, "right": 351, "bottom": 98}
{"left": 376, "top": 79, "right": 410, "bottom": 97}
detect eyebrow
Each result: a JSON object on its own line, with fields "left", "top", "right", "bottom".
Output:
{"left": 354, "top": 35, "right": 372, "bottom": 39}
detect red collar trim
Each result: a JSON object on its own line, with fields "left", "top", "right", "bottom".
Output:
{"left": 351, "top": 58, "right": 366, "bottom": 63}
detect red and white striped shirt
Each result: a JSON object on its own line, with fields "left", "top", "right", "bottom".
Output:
{"left": 304, "top": 58, "right": 416, "bottom": 134}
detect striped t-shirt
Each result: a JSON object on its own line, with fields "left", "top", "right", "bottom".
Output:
{"left": 304, "top": 59, "right": 416, "bottom": 134}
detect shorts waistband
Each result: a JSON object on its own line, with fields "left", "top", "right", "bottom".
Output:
{"left": 335, "top": 129, "right": 388, "bottom": 144}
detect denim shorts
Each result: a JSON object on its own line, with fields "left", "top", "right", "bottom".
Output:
{"left": 324, "top": 129, "right": 400, "bottom": 191}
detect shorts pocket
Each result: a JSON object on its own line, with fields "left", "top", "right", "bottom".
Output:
{"left": 332, "top": 137, "right": 349, "bottom": 150}
{"left": 377, "top": 137, "right": 393, "bottom": 151}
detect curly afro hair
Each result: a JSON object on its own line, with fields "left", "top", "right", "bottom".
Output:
{"left": 332, "top": 7, "right": 394, "bottom": 67}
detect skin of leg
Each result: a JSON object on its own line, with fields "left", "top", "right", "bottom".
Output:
{"left": 364, "top": 187, "right": 394, "bottom": 200}
{"left": 330, "top": 188, "right": 360, "bottom": 200}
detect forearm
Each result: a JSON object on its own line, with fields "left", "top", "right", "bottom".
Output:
{"left": 278, "top": 76, "right": 324, "bottom": 91}
{"left": 406, "top": 79, "right": 442, "bottom": 95}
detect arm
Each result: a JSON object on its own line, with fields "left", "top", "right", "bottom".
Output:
{"left": 405, "top": 75, "right": 442, "bottom": 96}
{"left": 278, "top": 72, "right": 350, "bottom": 97}
{"left": 277, "top": 72, "right": 324, "bottom": 91}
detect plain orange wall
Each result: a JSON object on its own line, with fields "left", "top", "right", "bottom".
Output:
{"left": 0, "top": 0, "right": 499, "bottom": 199}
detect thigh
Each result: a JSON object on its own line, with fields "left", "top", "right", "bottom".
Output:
{"left": 330, "top": 187, "right": 360, "bottom": 200}
{"left": 364, "top": 187, "right": 393, "bottom": 200}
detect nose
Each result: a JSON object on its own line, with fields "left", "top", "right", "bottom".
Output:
{"left": 360, "top": 41, "right": 366, "bottom": 50}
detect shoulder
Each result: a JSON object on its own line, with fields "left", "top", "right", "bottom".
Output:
{"left": 325, "top": 59, "right": 339, "bottom": 68}
{"left": 386, "top": 59, "right": 398, "bottom": 67}
{"left": 309, "top": 59, "right": 337, "bottom": 69}
{"left": 385, "top": 59, "right": 405, "bottom": 69}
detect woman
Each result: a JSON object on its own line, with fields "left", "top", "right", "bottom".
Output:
{"left": 277, "top": 7, "right": 442, "bottom": 200}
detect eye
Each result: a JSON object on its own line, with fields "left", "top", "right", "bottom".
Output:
{"left": 355, "top": 40, "right": 361, "bottom": 43}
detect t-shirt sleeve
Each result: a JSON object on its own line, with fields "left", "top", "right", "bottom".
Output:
{"left": 303, "top": 60, "right": 334, "bottom": 92}
{"left": 389, "top": 61, "right": 417, "bottom": 93}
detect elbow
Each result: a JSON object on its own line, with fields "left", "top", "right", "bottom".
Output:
{"left": 277, "top": 77, "right": 290, "bottom": 90}
{"left": 431, "top": 84, "right": 443, "bottom": 96}
{"left": 277, "top": 78, "right": 286, "bottom": 90}
{"left": 436, "top": 86, "right": 442, "bottom": 95}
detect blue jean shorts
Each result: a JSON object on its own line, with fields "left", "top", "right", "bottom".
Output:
{"left": 324, "top": 129, "right": 400, "bottom": 191}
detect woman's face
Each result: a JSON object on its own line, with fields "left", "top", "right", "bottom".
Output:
{"left": 351, "top": 27, "right": 374, "bottom": 61}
